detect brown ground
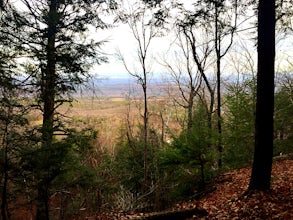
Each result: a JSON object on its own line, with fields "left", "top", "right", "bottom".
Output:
{"left": 94, "top": 158, "right": 292, "bottom": 219}
{"left": 197, "top": 158, "right": 292, "bottom": 219}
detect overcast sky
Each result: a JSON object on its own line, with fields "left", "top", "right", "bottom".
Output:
{"left": 95, "top": 29, "right": 293, "bottom": 80}
{"left": 13, "top": 0, "right": 293, "bottom": 80}
{"left": 92, "top": 23, "right": 176, "bottom": 79}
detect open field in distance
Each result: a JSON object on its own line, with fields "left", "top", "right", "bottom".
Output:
{"left": 27, "top": 78, "right": 181, "bottom": 153}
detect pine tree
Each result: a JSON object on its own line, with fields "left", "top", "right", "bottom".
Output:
{"left": 1, "top": 1, "right": 109, "bottom": 218}
{"left": 0, "top": 9, "right": 29, "bottom": 218}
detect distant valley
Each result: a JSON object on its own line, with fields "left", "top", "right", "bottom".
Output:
{"left": 76, "top": 77, "right": 170, "bottom": 98}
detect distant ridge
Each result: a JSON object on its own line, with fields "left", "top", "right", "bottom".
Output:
{"left": 76, "top": 77, "right": 169, "bottom": 98}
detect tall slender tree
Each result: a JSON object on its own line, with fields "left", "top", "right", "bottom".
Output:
{"left": 212, "top": 0, "right": 238, "bottom": 168}
{"left": 249, "top": 0, "right": 275, "bottom": 190}
{"left": 117, "top": 1, "right": 161, "bottom": 191}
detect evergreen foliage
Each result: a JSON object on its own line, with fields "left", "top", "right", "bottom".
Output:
{"left": 1, "top": 0, "right": 110, "bottom": 218}
{"left": 274, "top": 74, "right": 293, "bottom": 155}
{"left": 151, "top": 102, "right": 217, "bottom": 203}
{"left": 223, "top": 78, "right": 256, "bottom": 168}
{"left": 0, "top": 14, "right": 29, "bottom": 219}
{"left": 18, "top": 128, "right": 100, "bottom": 219}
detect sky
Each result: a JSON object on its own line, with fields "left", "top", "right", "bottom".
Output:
{"left": 12, "top": 0, "right": 293, "bottom": 80}
{"left": 12, "top": 0, "right": 176, "bottom": 79}
{"left": 92, "top": 3, "right": 293, "bottom": 80}
{"left": 93, "top": 28, "right": 293, "bottom": 80}
{"left": 92, "top": 23, "right": 175, "bottom": 79}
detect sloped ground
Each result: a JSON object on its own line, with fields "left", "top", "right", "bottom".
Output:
{"left": 197, "top": 158, "right": 292, "bottom": 219}
{"left": 94, "top": 158, "right": 292, "bottom": 219}
{"left": 10, "top": 158, "right": 292, "bottom": 219}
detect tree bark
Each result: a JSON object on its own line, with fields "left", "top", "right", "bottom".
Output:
{"left": 37, "top": 1, "right": 57, "bottom": 219}
{"left": 36, "top": 184, "right": 50, "bottom": 220}
{"left": 1, "top": 116, "right": 9, "bottom": 220}
{"left": 143, "top": 80, "right": 148, "bottom": 190}
{"left": 41, "top": 0, "right": 57, "bottom": 145}
{"left": 249, "top": 0, "right": 275, "bottom": 191}
{"left": 215, "top": 4, "right": 222, "bottom": 169}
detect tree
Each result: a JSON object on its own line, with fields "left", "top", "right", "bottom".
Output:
{"left": 177, "top": 8, "right": 215, "bottom": 141}
{"left": 224, "top": 76, "right": 256, "bottom": 168}
{"left": 116, "top": 1, "right": 161, "bottom": 190}
{"left": 0, "top": 11, "right": 30, "bottom": 219}
{"left": 249, "top": 0, "right": 275, "bottom": 191}
{"left": 185, "top": 0, "right": 240, "bottom": 168}
{"left": 223, "top": 39, "right": 257, "bottom": 168}
{"left": 160, "top": 25, "right": 208, "bottom": 132}
{"left": 210, "top": 0, "right": 239, "bottom": 168}
{"left": 0, "top": 94, "right": 28, "bottom": 220}
{"left": 2, "top": 0, "right": 109, "bottom": 218}
{"left": 19, "top": 128, "right": 99, "bottom": 219}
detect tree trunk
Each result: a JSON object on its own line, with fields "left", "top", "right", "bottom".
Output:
{"left": 187, "top": 91, "right": 194, "bottom": 132}
{"left": 1, "top": 117, "right": 9, "bottom": 220}
{"left": 143, "top": 77, "right": 148, "bottom": 191}
{"left": 208, "top": 91, "right": 214, "bottom": 146}
{"left": 36, "top": 184, "right": 49, "bottom": 220}
{"left": 42, "top": 0, "right": 57, "bottom": 144}
{"left": 37, "top": 1, "right": 57, "bottom": 218}
{"left": 215, "top": 1, "right": 222, "bottom": 169}
{"left": 249, "top": 0, "right": 275, "bottom": 191}
{"left": 216, "top": 41, "right": 222, "bottom": 169}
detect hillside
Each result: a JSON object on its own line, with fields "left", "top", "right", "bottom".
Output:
{"left": 94, "top": 158, "right": 292, "bottom": 219}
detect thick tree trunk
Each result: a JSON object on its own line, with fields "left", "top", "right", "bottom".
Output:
{"left": 249, "top": 0, "right": 275, "bottom": 190}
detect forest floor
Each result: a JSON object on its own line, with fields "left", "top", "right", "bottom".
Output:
{"left": 94, "top": 157, "right": 292, "bottom": 220}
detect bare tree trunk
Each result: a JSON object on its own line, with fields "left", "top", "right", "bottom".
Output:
{"left": 142, "top": 80, "right": 148, "bottom": 190}
{"left": 184, "top": 27, "right": 215, "bottom": 148}
{"left": 215, "top": 6, "right": 223, "bottom": 168}
{"left": 249, "top": 0, "right": 275, "bottom": 191}
{"left": 187, "top": 90, "right": 195, "bottom": 132}
{"left": 159, "top": 110, "right": 165, "bottom": 146}
{"left": 213, "top": 0, "right": 238, "bottom": 169}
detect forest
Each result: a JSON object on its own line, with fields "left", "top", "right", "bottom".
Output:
{"left": 0, "top": 0, "right": 292, "bottom": 219}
